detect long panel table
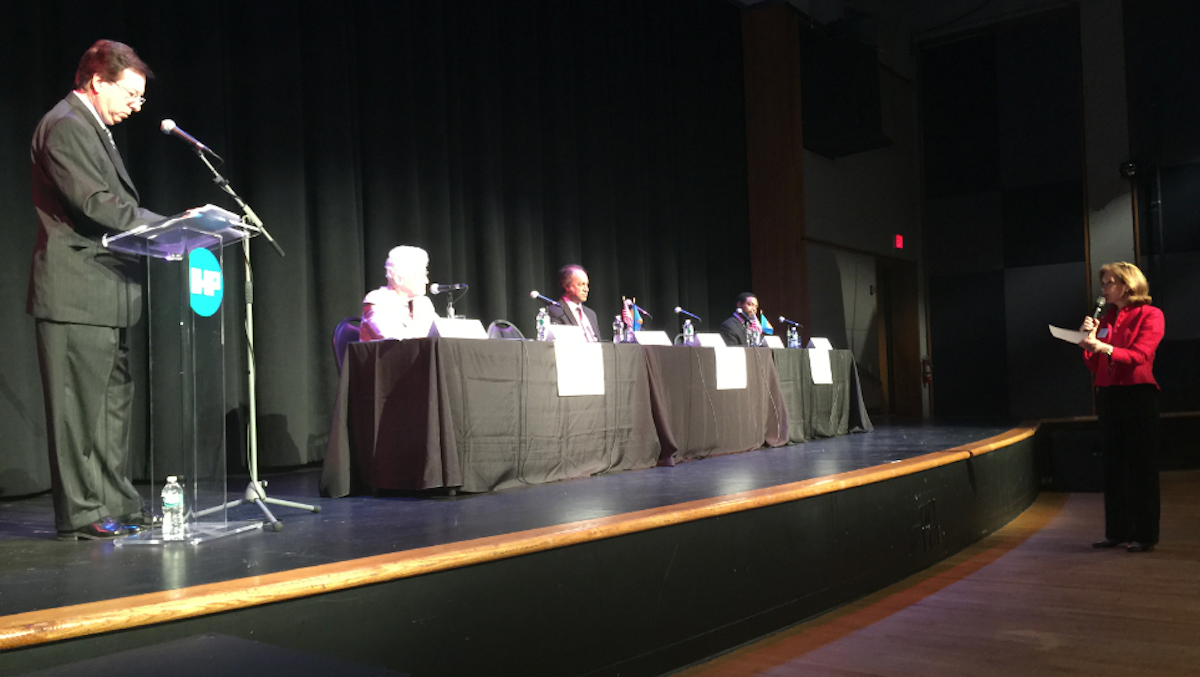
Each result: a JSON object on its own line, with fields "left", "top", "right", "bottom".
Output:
{"left": 321, "top": 338, "right": 870, "bottom": 496}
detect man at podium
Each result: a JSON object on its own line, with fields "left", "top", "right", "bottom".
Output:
{"left": 27, "top": 40, "right": 166, "bottom": 540}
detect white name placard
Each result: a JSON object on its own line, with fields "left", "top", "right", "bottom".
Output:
{"left": 808, "top": 349, "right": 833, "bottom": 385}
{"left": 545, "top": 324, "right": 585, "bottom": 343}
{"left": 631, "top": 330, "right": 671, "bottom": 345}
{"left": 428, "top": 317, "right": 488, "bottom": 339}
{"left": 714, "top": 347, "right": 747, "bottom": 390}
{"left": 555, "top": 341, "right": 605, "bottom": 396}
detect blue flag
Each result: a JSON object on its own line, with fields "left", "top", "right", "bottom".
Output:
{"left": 759, "top": 313, "right": 773, "bottom": 335}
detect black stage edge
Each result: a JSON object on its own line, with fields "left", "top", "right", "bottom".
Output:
{"left": 1, "top": 424, "right": 1039, "bottom": 677}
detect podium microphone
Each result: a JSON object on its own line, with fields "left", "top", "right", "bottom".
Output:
{"left": 529, "top": 291, "right": 561, "bottom": 307}
{"left": 778, "top": 316, "right": 804, "bottom": 328}
{"left": 430, "top": 283, "right": 468, "bottom": 295}
{"left": 160, "top": 119, "right": 223, "bottom": 161}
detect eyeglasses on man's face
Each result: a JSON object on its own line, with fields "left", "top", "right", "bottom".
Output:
{"left": 110, "top": 80, "right": 146, "bottom": 107}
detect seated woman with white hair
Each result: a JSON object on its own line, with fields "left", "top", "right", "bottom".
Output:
{"left": 360, "top": 245, "right": 439, "bottom": 341}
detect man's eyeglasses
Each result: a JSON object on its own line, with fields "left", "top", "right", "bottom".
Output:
{"left": 110, "top": 81, "right": 146, "bottom": 107}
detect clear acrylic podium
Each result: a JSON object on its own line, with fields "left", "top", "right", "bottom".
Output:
{"left": 104, "top": 205, "right": 263, "bottom": 544}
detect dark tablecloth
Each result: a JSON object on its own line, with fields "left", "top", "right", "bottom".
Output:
{"left": 772, "top": 348, "right": 873, "bottom": 443}
{"left": 644, "top": 346, "right": 790, "bottom": 465}
{"left": 321, "top": 339, "right": 869, "bottom": 496}
{"left": 321, "top": 338, "right": 661, "bottom": 496}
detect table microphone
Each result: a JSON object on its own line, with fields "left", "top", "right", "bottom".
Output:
{"left": 674, "top": 306, "right": 701, "bottom": 321}
{"left": 529, "top": 291, "right": 561, "bottom": 307}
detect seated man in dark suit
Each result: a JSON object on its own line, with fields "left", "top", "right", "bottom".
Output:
{"left": 546, "top": 264, "right": 601, "bottom": 342}
{"left": 718, "top": 292, "right": 761, "bottom": 346}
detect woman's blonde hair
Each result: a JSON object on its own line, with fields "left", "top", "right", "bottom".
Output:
{"left": 1100, "top": 261, "right": 1152, "bottom": 305}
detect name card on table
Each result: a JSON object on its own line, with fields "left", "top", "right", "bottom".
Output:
{"left": 555, "top": 341, "right": 605, "bottom": 396}
{"left": 695, "top": 333, "right": 727, "bottom": 348}
{"left": 808, "top": 348, "right": 833, "bottom": 385}
{"left": 764, "top": 335, "right": 785, "bottom": 349}
{"left": 545, "top": 324, "right": 585, "bottom": 343}
{"left": 428, "top": 317, "right": 488, "bottom": 339}
{"left": 714, "top": 346, "right": 747, "bottom": 390}
{"left": 630, "top": 330, "right": 671, "bottom": 345}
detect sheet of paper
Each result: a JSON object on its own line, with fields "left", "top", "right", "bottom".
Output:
{"left": 555, "top": 341, "right": 605, "bottom": 396}
{"left": 808, "top": 349, "right": 833, "bottom": 385}
{"left": 714, "top": 347, "right": 747, "bottom": 390}
{"left": 1049, "top": 325, "right": 1107, "bottom": 343}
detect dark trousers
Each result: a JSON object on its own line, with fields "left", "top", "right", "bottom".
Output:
{"left": 35, "top": 320, "right": 141, "bottom": 532}
{"left": 1096, "top": 384, "right": 1161, "bottom": 545}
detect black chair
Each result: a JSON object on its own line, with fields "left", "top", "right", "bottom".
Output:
{"left": 332, "top": 317, "right": 362, "bottom": 373}
{"left": 486, "top": 319, "right": 525, "bottom": 340}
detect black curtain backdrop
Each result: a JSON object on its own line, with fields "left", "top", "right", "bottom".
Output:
{"left": 0, "top": 0, "right": 751, "bottom": 496}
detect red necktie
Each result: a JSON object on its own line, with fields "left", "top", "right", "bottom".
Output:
{"left": 577, "top": 307, "right": 594, "bottom": 342}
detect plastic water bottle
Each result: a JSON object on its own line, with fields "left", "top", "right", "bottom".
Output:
{"left": 536, "top": 307, "right": 550, "bottom": 341}
{"left": 612, "top": 316, "right": 625, "bottom": 343}
{"left": 161, "top": 476, "right": 185, "bottom": 541}
{"left": 683, "top": 319, "right": 694, "bottom": 344}
{"left": 787, "top": 326, "right": 800, "bottom": 349}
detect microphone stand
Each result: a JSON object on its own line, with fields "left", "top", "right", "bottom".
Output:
{"left": 192, "top": 150, "right": 319, "bottom": 531}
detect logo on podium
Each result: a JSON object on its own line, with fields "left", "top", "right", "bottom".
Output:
{"left": 188, "top": 248, "right": 223, "bottom": 317}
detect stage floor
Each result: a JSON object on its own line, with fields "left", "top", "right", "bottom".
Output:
{"left": 0, "top": 419, "right": 1016, "bottom": 619}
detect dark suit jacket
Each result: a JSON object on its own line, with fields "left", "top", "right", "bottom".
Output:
{"left": 547, "top": 298, "right": 602, "bottom": 340}
{"left": 719, "top": 313, "right": 751, "bottom": 346}
{"left": 27, "top": 94, "right": 164, "bottom": 328}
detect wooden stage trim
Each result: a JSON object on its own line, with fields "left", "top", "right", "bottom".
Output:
{"left": 0, "top": 422, "right": 1038, "bottom": 651}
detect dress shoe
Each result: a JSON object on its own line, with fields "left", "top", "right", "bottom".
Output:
{"left": 1127, "top": 542, "right": 1155, "bottom": 553}
{"left": 1092, "top": 539, "right": 1125, "bottom": 548}
{"left": 57, "top": 517, "right": 135, "bottom": 541}
{"left": 120, "top": 510, "right": 162, "bottom": 528}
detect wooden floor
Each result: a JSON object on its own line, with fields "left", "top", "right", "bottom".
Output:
{"left": 671, "top": 470, "right": 1200, "bottom": 677}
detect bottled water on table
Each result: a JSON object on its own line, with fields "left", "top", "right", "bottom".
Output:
{"left": 161, "top": 476, "right": 186, "bottom": 541}
{"left": 682, "top": 319, "right": 694, "bottom": 344}
{"left": 536, "top": 307, "right": 550, "bottom": 341}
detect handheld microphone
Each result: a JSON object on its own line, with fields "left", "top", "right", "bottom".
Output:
{"left": 778, "top": 316, "right": 804, "bottom": 328}
{"left": 674, "top": 306, "right": 701, "bottom": 321}
{"left": 429, "top": 283, "right": 468, "bottom": 295}
{"left": 1090, "top": 296, "right": 1106, "bottom": 321}
{"left": 529, "top": 291, "right": 561, "bottom": 307}
{"left": 160, "top": 119, "right": 223, "bottom": 161}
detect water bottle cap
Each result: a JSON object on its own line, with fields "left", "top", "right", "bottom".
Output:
{"left": 167, "top": 475, "right": 177, "bottom": 482}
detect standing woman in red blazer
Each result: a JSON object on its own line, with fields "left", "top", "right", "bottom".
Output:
{"left": 1079, "top": 262, "right": 1165, "bottom": 553}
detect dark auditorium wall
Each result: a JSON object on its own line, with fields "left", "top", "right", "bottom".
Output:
{"left": 1125, "top": 0, "right": 1200, "bottom": 413}
{"left": 0, "top": 1, "right": 751, "bottom": 497}
{"left": 919, "top": 6, "right": 1094, "bottom": 419}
